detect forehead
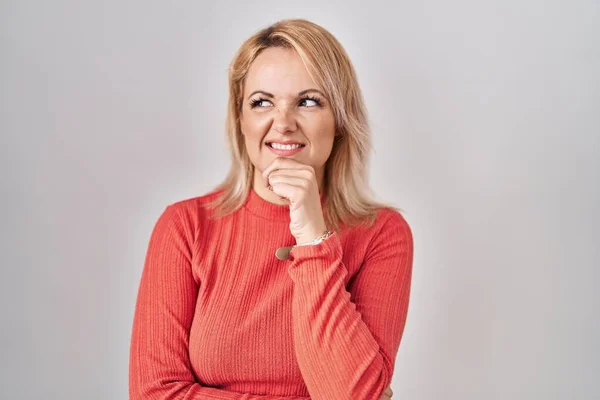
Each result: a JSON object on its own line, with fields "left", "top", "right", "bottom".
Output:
{"left": 244, "top": 47, "right": 318, "bottom": 96}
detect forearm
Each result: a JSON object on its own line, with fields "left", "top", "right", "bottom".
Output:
{"left": 286, "top": 213, "right": 413, "bottom": 400}
{"left": 131, "top": 382, "right": 310, "bottom": 400}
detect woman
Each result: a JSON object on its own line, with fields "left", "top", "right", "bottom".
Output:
{"left": 129, "top": 18, "right": 413, "bottom": 400}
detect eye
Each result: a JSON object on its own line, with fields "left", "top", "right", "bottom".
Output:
{"left": 249, "top": 98, "right": 272, "bottom": 108}
{"left": 249, "top": 95, "right": 324, "bottom": 109}
{"left": 299, "top": 95, "right": 322, "bottom": 108}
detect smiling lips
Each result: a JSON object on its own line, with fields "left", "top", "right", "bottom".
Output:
{"left": 266, "top": 141, "right": 305, "bottom": 155}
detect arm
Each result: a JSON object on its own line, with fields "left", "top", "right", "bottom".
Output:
{"left": 129, "top": 204, "right": 310, "bottom": 400}
{"left": 286, "top": 211, "right": 413, "bottom": 400}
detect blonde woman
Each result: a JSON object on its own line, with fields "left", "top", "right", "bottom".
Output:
{"left": 129, "top": 18, "right": 413, "bottom": 400}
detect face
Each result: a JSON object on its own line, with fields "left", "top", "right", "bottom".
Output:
{"left": 239, "top": 47, "right": 336, "bottom": 188}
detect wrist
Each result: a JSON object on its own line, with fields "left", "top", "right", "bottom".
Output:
{"left": 294, "top": 229, "right": 333, "bottom": 247}
{"left": 275, "top": 229, "right": 334, "bottom": 261}
{"left": 295, "top": 227, "right": 325, "bottom": 245}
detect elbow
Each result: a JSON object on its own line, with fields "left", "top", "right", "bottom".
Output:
{"left": 129, "top": 377, "right": 197, "bottom": 400}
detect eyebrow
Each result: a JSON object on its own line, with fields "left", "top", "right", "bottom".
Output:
{"left": 247, "top": 89, "right": 326, "bottom": 100}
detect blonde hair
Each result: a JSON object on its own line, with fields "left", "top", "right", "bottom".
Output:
{"left": 207, "top": 18, "right": 403, "bottom": 232}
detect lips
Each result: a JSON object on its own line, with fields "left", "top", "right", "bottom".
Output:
{"left": 266, "top": 142, "right": 305, "bottom": 155}
{"left": 266, "top": 141, "right": 305, "bottom": 147}
{"left": 266, "top": 142, "right": 305, "bottom": 147}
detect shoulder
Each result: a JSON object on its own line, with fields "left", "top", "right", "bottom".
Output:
{"left": 362, "top": 208, "right": 413, "bottom": 255}
{"left": 373, "top": 208, "right": 412, "bottom": 238}
{"left": 164, "top": 188, "right": 224, "bottom": 221}
{"left": 150, "top": 189, "right": 224, "bottom": 243}
{"left": 146, "top": 189, "right": 225, "bottom": 258}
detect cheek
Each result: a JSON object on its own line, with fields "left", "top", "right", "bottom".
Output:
{"left": 240, "top": 114, "right": 270, "bottom": 166}
{"left": 241, "top": 113, "right": 270, "bottom": 141}
{"left": 306, "top": 115, "right": 336, "bottom": 149}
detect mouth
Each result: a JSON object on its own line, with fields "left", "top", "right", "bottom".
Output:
{"left": 265, "top": 142, "right": 306, "bottom": 156}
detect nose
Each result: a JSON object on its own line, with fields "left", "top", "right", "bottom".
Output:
{"left": 273, "top": 106, "right": 297, "bottom": 134}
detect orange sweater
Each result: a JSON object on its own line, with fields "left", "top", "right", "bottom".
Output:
{"left": 129, "top": 188, "right": 413, "bottom": 400}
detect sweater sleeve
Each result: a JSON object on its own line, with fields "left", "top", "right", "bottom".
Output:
{"left": 286, "top": 211, "right": 413, "bottom": 400}
{"left": 129, "top": 205, "right": 311, "bottom": 400}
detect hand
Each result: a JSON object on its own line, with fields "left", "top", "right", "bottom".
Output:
{"left": 262, "top": 157, "right": 327, "bottom": 245}
{"left": 379, "top": 385, "right": 393, "bottom": 400}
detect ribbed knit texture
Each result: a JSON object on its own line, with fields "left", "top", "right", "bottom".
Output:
{"left": 129, "top": 187, "right": 413, "bottom": 400}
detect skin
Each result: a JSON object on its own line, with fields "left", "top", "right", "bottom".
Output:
{"left": 382, "top": 386, "right": 393, "bottom": 399}
{"left": 239, "top": 46, "right": 337, "bottom": 244}
{"left": 239, "top": 47, "right": 394, "bottom": 399}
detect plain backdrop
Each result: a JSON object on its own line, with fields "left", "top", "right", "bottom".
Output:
{"left": 1, "top": 1, "right": 598, "bottom": 399}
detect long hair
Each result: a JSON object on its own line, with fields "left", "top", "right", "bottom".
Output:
{"left": 207, "top": 18, "right": 403, "bottom": 232}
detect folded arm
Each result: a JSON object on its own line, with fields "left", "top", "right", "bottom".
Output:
{"left": 129, "top": 204, "right": 310, "bottom": 400}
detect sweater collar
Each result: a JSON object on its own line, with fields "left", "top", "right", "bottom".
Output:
{"left": 243, "top": 186, "right": 326, "bottom": 222}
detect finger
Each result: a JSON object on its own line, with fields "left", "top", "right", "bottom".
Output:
{"left": 268, "top": 168, "right": 313, "bottom": 178}
{"left": 262, "top": 158, "right": 314, "bottom": 180}
{"left": 267, "top": 175, "right": 309, "bottom": 190}
{"left": 378, "top": 395, "right": 391, "bottom": 400}
{"left": 263, "top": 167, "right": 312, "bottom": 188}
{"left": 263, "top": 166, "right": 313, "bottom": 185}
{"left": 266, "top": 169, "right": 314, "bottom": 186}
{"left": 268, "top": 181, "right": 307, "bottom": 203}
{"left": 264, "top": 157, "right": 312, "bottom": 171}
{"left": 384, "top": 386, "right": 393, "bottom": 396}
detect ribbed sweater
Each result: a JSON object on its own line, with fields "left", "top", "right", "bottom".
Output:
{"left": 129, "top": 187, "right": 413, "bottom": 400}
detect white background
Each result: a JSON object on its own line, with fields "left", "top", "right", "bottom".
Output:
{"left": 1, "top": 1, "right": 598, "bottom": 399}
